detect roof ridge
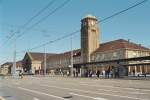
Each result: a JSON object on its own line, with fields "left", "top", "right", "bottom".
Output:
{"left": 94, "top": 39, "right": 149, "bottom": 54}
{"left": 100, "top": 39, "right": 127, "bottom": 45}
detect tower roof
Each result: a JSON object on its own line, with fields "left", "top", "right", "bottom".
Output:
{"left": 82, "top": 14, "right": 97, "bottom": 20}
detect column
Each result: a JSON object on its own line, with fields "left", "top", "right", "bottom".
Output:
{"left": 80, "top": 67, "right": 82, "bottom": 76}
{"left": 135, "top": 66, "right": 137, "bottom": 75}
{"left": 145, "top": 65, "right": 148, "bottom": 73}
{"left": 140, "top": 65, "right": 142, "bottom": 74}
{"left": 128, "top": 66, "right": 130, "bottom": 73}
{"left": 81, "top": 65, "right": 85, "bottom": 77}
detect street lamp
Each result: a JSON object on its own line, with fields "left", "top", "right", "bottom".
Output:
{"left": 6, "top": 30, "right": 16, "bottom": 77}
{"left": 44, "top": 45, "right": 46, "bottom": 76}
{"left": 70, "top": 35, "right": 73, "bottom": 77}
{"left": 42, "top": 30, "right": 51, "bottom": 76}
{"left": 12, "top": 39, "right": 16, "bottom": 77}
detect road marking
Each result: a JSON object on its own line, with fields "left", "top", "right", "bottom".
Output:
{"left": 14, "top": 82, "right": 20, "bottom": 85}
{"left": 17, "top": 87, "right": 68, "bottom": 100}
{"left": 70, "top": 92, "right": 107, "bottom": 100}
{"left": 41, "top": 84, "right": 148, "bottom": 100}
{"left": 98, "top": 88, "right": 120, "bottom": 93}
{"left": 98, "top": 88, "right": 150, "bottom": 95}
{"left": 28, "top": 76, "right": 149, "bottom": 92}
{"left": 129, "top": 92, "right": 149, "bottom": 95}
{"left": 31, "top": 77, "right": 57, "bottom": 83}
{"left": 120, "top": 87, "right": 150, "bottom": 92}
{"left": 33, "top": 97, "right": 40, "bottom": 100}
{"left": 80, "top": 82, "right": 97, "bottom": 84}
{"left": 0, "top": 96, "right": 5, "bottom": 100}
{"left": 81, "top": 83, "right": 150, "bottom": 92}
{"left": 40, "top": 78, "right": 150, "bottom": 93}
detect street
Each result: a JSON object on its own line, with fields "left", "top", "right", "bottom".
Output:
{"left": 0, "top": 76, "right": 150, "bottom": 100}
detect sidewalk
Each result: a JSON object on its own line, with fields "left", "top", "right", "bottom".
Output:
{"left": 123, "top": 76, "right": 150, "bottom": 81}
{"left": 1, "top": 74, "right": 150, "bottom": 81}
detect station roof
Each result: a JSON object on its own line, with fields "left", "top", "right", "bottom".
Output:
{"left": 93, "top": 39, "right": 149, "bottom": 54}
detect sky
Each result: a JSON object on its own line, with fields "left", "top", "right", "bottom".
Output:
{"left": 0, "top": 0, "right": 150, "bottom": 64}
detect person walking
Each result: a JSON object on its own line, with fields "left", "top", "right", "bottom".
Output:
{"left": 133, "top": 69, "right": 135, "bottom": 77}
{"left": 89, "top": 70, "right": 93, "bottom": 77}
{"left": 114, "top": 67, "right": 118, "bottom": 78}
{"left": 107, "top": 66, "right": 111, "bottom": 78}
{"left": 76, "top": 70, "right": 78, "bottom": 77}
{"left": 85, "top": 70, "right": 88, "bottom": 77}
{"left": 67, "top": 70, "right": 70, "bottom": 76}
{"left": 19, "top": 70, "right": 23, "bottom": 79}
{"left": 102, "top": 70, "right": 105, "bottom": 78}
{"left": 73, "top": 70, "right": 75, "bottom": 77}
{"left": 96, "top": 70, "right": 100, "bottom": 78}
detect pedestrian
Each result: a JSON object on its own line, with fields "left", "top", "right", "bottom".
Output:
{"left": 73, "top": 70, "right": 75, "bottom": 77}
{"left": 102, "top": 70, "right": 105, "bottom": 78}
{"left": 76, "top": 70, "right": 78, "bottom": 77}
{"left": 117, "top": 67, "right": 120, "bottom": 78}
{"left": 85, "top": 71, "right": 88, "bottom": 77}
{"left": 110, "top": 70, "right": 113, "bottom": 78}
{"left": 62, "top": 71, "right": 64, "bottom": 76}
{"left": 144, "top": 73, "right": 146, "bottom": 77}
{"left": 89, "top": 70, "right": 93, "bottom": 77}
{"left": 133, "top": 69, "right": 135, "bottom": 77}
{"left": 111, "top": 66, "right": 114, "bottom": 78}
{"left": 19, "top": 70, "right": 23, "bottom": 79}
{"left": 114, "top": 67, "right": 118, "bottom": 78}
{"left": 67, "top": 71, "right": 70, "bottom": 76}
{"left": 105, "top": 69, "right": 107, "bottom": 78}
{"left": 96, "top": 70, "right": 100, "bottom": 78}
{"left": 107, "top": 66, "right": 111, "bottom": 78}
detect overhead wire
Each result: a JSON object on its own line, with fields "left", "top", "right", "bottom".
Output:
{"left": 0, "top": 0, "right": 56, "bottom": 47}
{"left": 16, "top": 0, "right": 149, "bottom": 54}
{"left": 15, "top": 0, "right": 71, "bottom": 40}
{"left": 98, "top": 0, "right": 148, "bottom": 23}
{"left": 1, "top": 0, "right": 72, "bottom": 64}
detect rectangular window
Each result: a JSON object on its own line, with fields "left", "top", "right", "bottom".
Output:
{"left": 91, "top": 29, "right": 96, "bottom": 33}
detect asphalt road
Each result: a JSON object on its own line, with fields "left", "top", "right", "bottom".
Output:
{"left": 0, "top": 76, "right": 150, "bottom": 100}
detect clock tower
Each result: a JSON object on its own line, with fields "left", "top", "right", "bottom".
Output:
{"left": 81, "top": 14, "right": 100, "bottom": 63}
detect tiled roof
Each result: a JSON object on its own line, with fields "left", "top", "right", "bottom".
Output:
{"left": 1, "top": 62, "right": 13, "bottom": 67}
{"left": 39, "top": 39, "right": 150, "bottom": 62}
{"left": 94, "top": 39, "right": 149, "bottom": 53}
{"left": 47, "top": 49, "right": 81, "bottom": 61}
{"left": 28, "top": 52, "right": 56, "bottom": 61}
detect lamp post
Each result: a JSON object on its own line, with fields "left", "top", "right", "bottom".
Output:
{"left": 44, "top": 45, "right": 46, "bottom": 76}
{"left": 70, "top": 35, "right": 73, "bottom": 77}
{"left": 12, "top": 39, "right": 16, "bottom": 77}
{"left": 42, "top": 30, "right": 50, "bottom": 76}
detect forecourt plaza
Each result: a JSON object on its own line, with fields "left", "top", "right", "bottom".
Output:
{"left": 0, "top": 76, "right": 150, "bottom": 100}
